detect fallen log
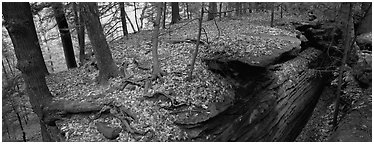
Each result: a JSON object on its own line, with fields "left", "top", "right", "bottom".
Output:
{"left": 179, "top": 48, "right": 328, "bottom": 141}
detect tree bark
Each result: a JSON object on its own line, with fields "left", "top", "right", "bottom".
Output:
{"left": 73, "top": 2, "right": 86, "bottom": 66}
{"left": 208, "top": 2, "right": 217, "bottom": 21}
{"left": 184, "top": 48, "right": 327, "bottom": 141}
{"left": 187, "top": 3, "right": 204, "bottom": 80}
{"left": 3, "top": 2, "right": 62, "bottom": 141}
{"left": 171, "top": 2, "right": 180, "bottom": 24}
{"left": 52, "top": 2, "right": 78, "bottom": 69}
{"left": 151, "top": 3, "right": 163, "bottom": 80}
{"left": 81, "top": 2, "right": 121, "bottom": 85}
{"left": 119, "top": 2, "right": 129, "bottom": 37}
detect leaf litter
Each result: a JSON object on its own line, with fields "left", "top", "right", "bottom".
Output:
{"left": 46, "top": 13, "right": 301, "bottom": 141}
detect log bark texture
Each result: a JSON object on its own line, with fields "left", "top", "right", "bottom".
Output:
{"left": 181, "top": 48, "right": 327, "bottom": 141}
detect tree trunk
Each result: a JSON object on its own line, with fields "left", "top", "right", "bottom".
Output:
{"left": 270, "top": 3, "right": 275, "bottom": 27}
{"left": 151, "top": 3, "right": 163, "bottom": 80}
{"left": 81, "top": 2, "right": 121, "bottom": 85}
{"left": 171, "top": 2, "right": 180, "bottom": 24}
{"left": 119, "top": 2, "right": 129, "bottom": 38}
{"left": 219, "top": 2, "right": 222, "bottom": 19}
{"left": 3, "top": 2, "right": 62, "bottom": 141}
{"left": 133, "top": 2, "right": 140, "bottom": 32}
{"left": 125, "top": 10, "right": 137, "bottom": 33}
{"left": 52, "top": 2, "right": 78, "bottom": 69}
{"left": 208, "top": 2, "right": 217, "bottom": 21}
{"left": 162, "top": 2, "right": 167, "bottom": 29}
{"left": 187, "top": 3, "right": 204, "bottom": 80}
{"left": 280, "top": 4, "right": 283, "bottom": 18}
{"left": 73, "top": 2, "right": 86, "bottom": 66}
{"left": 333, "top": 2, "right": 353, "bottom": 128}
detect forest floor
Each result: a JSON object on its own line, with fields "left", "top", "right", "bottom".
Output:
{"left": 6, "top": 12, "right": 371, "bottom": 142}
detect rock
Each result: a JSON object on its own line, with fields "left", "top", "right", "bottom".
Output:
{"left": 96, "top": 122, "right": 122, "bottom": 140}
{"left": 356, "top": 33, "right": 372, "bottom": 51}
{"left": 352, "top": 51, "right": 372, "bottom": 88}
{"left": 125, "top": 84, "right": 136, "bottom": 91}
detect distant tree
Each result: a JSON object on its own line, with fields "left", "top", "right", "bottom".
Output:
{"left": 162, "top": 2, "right": 167, "bottom": 29}
{"left": 81, "top": 2, "right": 121, "bottom": 85}
{"left": 151, "top": 3, "right": 165, "bottom": 80}
{"left": 119, "top": 2, "right": 129, "bottom": 37}
{"left": 171, "top": 2, "right": 180, "bottom": 24}
{"left": 187, "top": 3, "right": 204, "bottom": 80}
{"left": 3, "top": 2, "right": 62, "bottom": 141}
{"left": 208, "top": 2, "right": 217, "bottom": 21}
{"left": 73, "top": 2, "right": 86, "bottom": 66}
{"left": 133, "top": 2, "right": 140, "bottom": 32}
{"left": 219, "top": 2, "right": 223, "bottom": 19}
{"left": 52, "top": 2, "right": 78, "bottom": 69}
{"left": 271, "top": 3, "right": 275, "bottom": 27}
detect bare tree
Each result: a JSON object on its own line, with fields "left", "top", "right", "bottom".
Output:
{"left": 187, "top": 3, "right": 204, "bottom": 80}
{"left": 81, "top": 2, "right": 121, "bottom": 85}
{"left": 119, "top": 2, "right": 129, "bottom": 37}
{"left": 73, "top": 2, "right": 86, "bottom": 66}
{"left": 271, "top": 3, "right": 275, "bottom": 27}
{"left": 151, "top": 3, "right": 165, "bottom": 80}
{"left": 52, "top": 2, "right": 78, "bottom": 69}
{"left": 162, "top": 2, "right": 167, "bottom": 29}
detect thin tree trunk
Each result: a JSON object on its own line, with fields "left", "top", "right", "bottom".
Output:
{"left": 3, "top": 2, "right": 60, "bottom": 141}
{"left": 162, "top": 2, "right": 167, "bottom": 29}
{"left": 81, "top": 2, "right": 121, "bottom": 85}
{"left": 187, "top": 3, "right": 204, "bottom": 80}
{"left": 280, "top": 4, "right": 283, "bottom": 19}
{"left": 73, "top": 2, "right": 86, "bottom": 66}
{"left": 133, "top": 2, "right": 140, "bottom": 32}
{"left": 52, "top": 2, "right": 78, "bottom": 69}
{"left": 271, "top": 3, "right": 275, "bottom": 27}
{"left": 125, "top": 11, "right": 137, "bottom": 33}
{"left": 333, "top": 2, "right": 352, "bottom": 128}
{"left": 151, "top": 3, "right": 163, "bottom": 80}
{"left": 119, "top": 2, "right": 129, "bottom": 37}
{"left": 219, "top": 2, "right": 222, "bottom": 19}
{"left": 139, "top": 3, "right": 148, "bottom": 30}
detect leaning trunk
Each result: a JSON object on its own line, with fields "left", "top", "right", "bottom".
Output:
{"left": 52, "top": 2, "right": 78, "bottom": 69}
{"left": 81, "top": 2, "right": 121, "bottom": 85}
{"left": 119, "top": 2, "right": 129, "bottom": 37}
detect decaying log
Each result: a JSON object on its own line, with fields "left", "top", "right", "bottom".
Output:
{"left": 181, "top": 48, "right": 328, "bottom": 141}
